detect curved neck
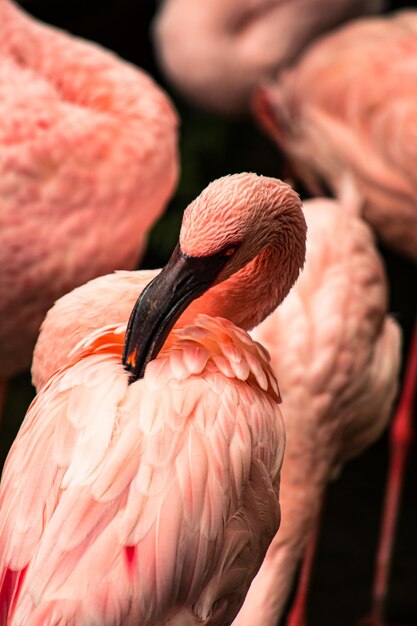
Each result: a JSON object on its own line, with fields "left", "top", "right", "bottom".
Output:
{"left": 182, "top": 212, "right": 306, "bottom": 331}
{"left": 200, "top": 247, "right": 290, "bottom": 330}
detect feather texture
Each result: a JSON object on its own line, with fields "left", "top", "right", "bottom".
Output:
{"left": 0, "top": 315, "right": 283, "bottom": 626}
{"left": 234, "top": 199, "right": 401, "bottom": 626}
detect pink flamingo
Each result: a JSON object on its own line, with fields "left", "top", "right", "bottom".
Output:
{"left": 0, "top": 173, "right": 307, "bottom": 626}
{"left": 232, "top": 198, "right": 401, "bottom": 626}
{"left": 253, "top": 14, "right": 417, "bottom": 624}
{"left": 0, "top": 0, "right": 178, "bottom": 414}
{"left": 153, "top": 0, "right": 384, "bottom": 115}
{"left": 253, "top": 10, "right": 417, "bottom": 261}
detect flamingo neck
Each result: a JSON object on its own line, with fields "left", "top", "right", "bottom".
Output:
{"left": 203, "top": 248, "right": 293, "bottom": 330}
{"left": 182, "top": 228, "right": 305, "bottom": 332}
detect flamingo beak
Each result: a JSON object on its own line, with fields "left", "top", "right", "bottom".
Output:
{"left": 122, "top": 244, "right": 229, "bottom": 382}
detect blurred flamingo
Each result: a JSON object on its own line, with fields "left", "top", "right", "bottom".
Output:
{"left": 0, "top": 0, "right": 178, "bottom": 417}
{"left": 153, "top": 0, "right": 384, "bottom": 115}
{"left": 0, "top": 173, "right": 307, "bottom": 626}
{"left": 253, "top": 10, "right": 417, "bottom": 261}
{"left": 253, "top": 14, "right": 417, "bottom": 623}
{"left": 232, "top": 198, "right": 400, "bottom": 626}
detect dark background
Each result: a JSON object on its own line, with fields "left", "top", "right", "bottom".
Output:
{"left": 1, "top": 2, "right": 416, "bottom": 625}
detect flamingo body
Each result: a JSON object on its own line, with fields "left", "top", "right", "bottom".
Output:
{"left": 0, "top": 174, "right": 307, "bottom": 625}
{"left": 253, "top": 14, "right": 417, "bottom": 624}
{"left": 0, "top": 316, "right": 283, "bottom": 626}
{"left": 234, "top": 199, "right": 401, "bottom": 626}
{"left": 0, "top": 0, "right": 178, "bottom": 377}
{"left": 255, "top": 11, "right": 417, "bottom": 261}
{"left": 154, "top": 0, "right": 384, "bottom": 114}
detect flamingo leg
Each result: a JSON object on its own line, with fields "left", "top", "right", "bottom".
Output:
{"left": 285, "top": 498, "right": 324, "bottom": 626}
{"left": 357, "top": 319, "right": 417, "bottom": 626}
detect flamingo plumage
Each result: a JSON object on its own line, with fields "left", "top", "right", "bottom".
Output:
{"left": 153, "top": 0, "right": 384, "bottom": 115}
{"left": 253, "top": 10, "right": 417, "bottom": 261}
{"left": 233, "top": 199, "right": 401, "bottom": 626}
{"left": 253, "top": 15, "right": 417, "bottom": 623}
{"left": 0, "top": 173, "right": 306, "bottom": 626}
{"left": 0, "top": 0, "right": 178, "bottom": 408}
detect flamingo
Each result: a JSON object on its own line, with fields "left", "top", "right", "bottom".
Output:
{"left": 153, "top": 0, "right": 384, "bottom": 115}
{"left": 231, "top": 198, "right": 401, "bottom": 626}
{"left": 253, "top": 10, "right": 417, "bottom": 261}
{"left": 252, "top": 14, "right": 417, "bottom": 624}
{"left": 0, "top": 0, "right": 178, "bottom": 415}
{"left": 0, "top": 173, "right": 307, "bottom": 626}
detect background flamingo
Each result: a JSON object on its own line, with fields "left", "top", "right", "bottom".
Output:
{"left": 232, "top": 198, "right": 400, "bottom": 626}
{"left": 0, "top": 173, "right": 306, "bottom": 625}
{"left": 0, "top": 0, "right": 178, "bottom": 412}
{"left": 253, "top": 13, "right": 417, "bottom": 623}
{"left": 153, "top": 0, "right": 384, "bottom": 115}
{"left": 253, "top": 10, "right": 417, "bottom": 261}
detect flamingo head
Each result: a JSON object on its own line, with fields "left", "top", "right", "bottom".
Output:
{"left": 123, "top": 173, "right": 305, "bottom": 381}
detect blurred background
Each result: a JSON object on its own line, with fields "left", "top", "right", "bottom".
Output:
{"left": 1, "top": 1, "right": 416, "bottom": 625}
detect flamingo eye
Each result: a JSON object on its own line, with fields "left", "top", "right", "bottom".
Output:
{"left": 224, "top": 246, "right": 237, "bottom": 257}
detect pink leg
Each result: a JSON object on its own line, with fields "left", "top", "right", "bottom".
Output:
{"left": 285, "top": 500, "right": 324, "bottom": 626}
{"left": 357, "top": 319, "right": 417, "bottom": 626}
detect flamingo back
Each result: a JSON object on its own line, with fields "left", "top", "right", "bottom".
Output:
{"left": 0, "top": 0, "right": 178, "bottom": 376}
{"left": 0, "top": 315, "right": 283, "bottom": 626}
